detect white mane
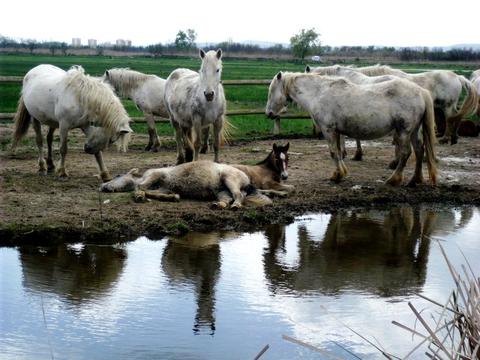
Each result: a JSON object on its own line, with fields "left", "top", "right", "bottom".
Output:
{"left": 64, "top": 66, "right": 130, "bottom": 136}
{"left": 105, "top": 68, "right": 153, "bottom": 97}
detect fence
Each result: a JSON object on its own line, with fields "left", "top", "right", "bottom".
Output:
{"left": 0, "top": 76, "right": 310, "bottom": 134}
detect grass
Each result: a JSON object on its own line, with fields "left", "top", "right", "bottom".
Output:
{"left": 1, "top": 53, "right": 478, "bottom": 141}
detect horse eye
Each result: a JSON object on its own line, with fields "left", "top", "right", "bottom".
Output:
{"left": 216, "top": 69, "right": 220, "bottom": 73}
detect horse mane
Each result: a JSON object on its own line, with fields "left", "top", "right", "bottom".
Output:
{"left": 310, "top": 65, "right": 342, "bottom": 75}
{"left": 64, "top": 66, "right": 130, "bottom": 136}
{"left": 105, "top": 68, "right": 153, "bottom": 97}
{"left": 283, "top": 72, "right": 344, "bottom": 95}
{"left": 357, "top": 64, "right": 406, "bottom": 77}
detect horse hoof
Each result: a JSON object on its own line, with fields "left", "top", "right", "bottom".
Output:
{"left": 133, "top": 190, "right": 147, "bottom": 203}
{"left": 38, "top": 170, "right": 47, "bottom": 176}
{"left": 438, "top": 137, "right": 449, "bottom": 145}
{"left": 200, "top": 147, "right": 208, "bottom": 154}
{"left": 144, "top": 144, "right": 152, "bottom": 151}
{"left": 450, "top": 137, "right": 458, "bottom": 145}
{"left": 101, "top": 173, "right": 113, "bottom": 182}
{"left": 210, "top": 201, "right": 228, "bottom": 210}
{"left": 230, "top": 202, "right": 242, "bottom": 210}
{"left": 47, "top": 166, "right": 56, "bottom": 174}
{"left": 150, "top": 147, "right": 159, "bottom": 153}
{"left": 385, "top": 176, "right": 402, "bottom": 186}
{"left": 352, "top": 153, "right": 363, "bottom": 161}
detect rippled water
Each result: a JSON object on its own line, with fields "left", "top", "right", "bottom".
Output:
{"left": 1, "top": 206, "right": 479, "bottom": 359}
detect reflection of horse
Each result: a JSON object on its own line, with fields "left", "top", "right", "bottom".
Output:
{"left": 12, "top": 65, "right": 132, "bottom": 181}
{"left": 103, "top": 68, "right": 168, "bottom": 152}
{"left": 356, "top": 65, "right": 478, "bottom": 145}
{"left": 19, "top": 244, "right": 126, "bottom": 304}
{"left": 161, "top": 232, "right": 230, "bottom": 335}
{"left": 165, "top": 49, "right": 226, "bottom": 164}
{"left": 266, "top": 72, "right": 437, "bottom": 186}
{"left": 263, "top": 207, "right": 473, "bottom": 297}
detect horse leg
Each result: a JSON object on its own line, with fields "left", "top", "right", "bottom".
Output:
{"left": 144, "top": 189, "right": 180, "bottom": 202}
{"left": 213, "top": 118, "right": 223, "bottom": 163}
{"left": 223, "top": 175, "right": 245, "bottom": 209}
{"left": 46, "top": 127, "right": 56, "bottom": 173}
{"left": 323, "top": 128, "right": 347, "bottom": 182}
{"left": 32, "top": 119, "right": 47, "bottom": 175}
{"left": 438, "top": 107, "right": 454, "bottom": 144}
{"left": 352, "top": 139, "right": 363, "bottom": 161}
{"left": 388, "top": 134, "right": 400, "bottom": 170}
{"left": 183, "top": 127, "right": 194, "bottom": 162}
{"left": 211, "top": 190, "right": 233, "bottom": 209}
{"left": 172, "top": 120, "right": 185, "bottom": 164}
{"left": 386, "top": 132, "right": 411, "bottom": 186}
{"left": 94, "top": 151, "right": 112, "bottom": 182}
{"left": 56, "top": 125, "right": 69, "bottom": 178}
{"left": 200, "top": 126, "right": 210, "bottom": 154}
{"left": 192, "top": 122, "right": 202, "bottom": 161}
{"left": 136, "top": 168, "right": 166, "bottom": 191}
{"left": 407, "top": 131, "right": 425, "bottom": 187}
{"left": 273, "top": 118, "right": 281, "bottom": 135}
{"left": 145, "top": 112, "right": 161, "bottom": 152}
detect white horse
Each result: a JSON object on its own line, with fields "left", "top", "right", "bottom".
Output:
{"left": 12, "top": 64, "right": 132, "bottom": 181}
{"left": 306, "top": 64, "right": 398, "bottom": 161}
{"left": 164, "top": 49, "right": 226, "bottom": 164}
{"left": 471, "top": 69, "right": 480, "bottom": 115}
{"left": 356, "top": 65, "right": 478, "bottom": 145}
{"left": 266, "top": 72, "right": 438, "bottom": 186}
{"left": 103, "top": 68, "right": 168, "bottom": 152}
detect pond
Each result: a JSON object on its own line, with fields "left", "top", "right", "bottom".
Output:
{"left": 1, "top": 206, "right": 479, "bottom": 359}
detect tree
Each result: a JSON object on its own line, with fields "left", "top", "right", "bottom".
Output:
{"left": 290, "top": 28, "right": 321, "bottom": 61}
{"left": 147, "top": 43, "right": 164, "bottom": 57}
{"left": 174, "top": 29, "right": 197, "bottom": 50}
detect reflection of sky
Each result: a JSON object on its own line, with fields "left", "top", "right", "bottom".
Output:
{"left": 0, "top": 207, "right": 479, "bottom": 359}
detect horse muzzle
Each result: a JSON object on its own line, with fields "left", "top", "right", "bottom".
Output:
{"left": 281, "top": 171, "right": 289, "bottom": 180}
{"left": 204, "top": 91, "right": 215, "bottom": 102}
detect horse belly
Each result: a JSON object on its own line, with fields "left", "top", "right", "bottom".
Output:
{"left": 22, "top": 82, "right": 58, "bottom": 124}
{"left": 338, "top": 113, "right": 393, "bottom": 140}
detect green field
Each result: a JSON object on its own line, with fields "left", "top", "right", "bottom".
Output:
{"left": 0, "top": 54, "right": 477, "bottom": 142}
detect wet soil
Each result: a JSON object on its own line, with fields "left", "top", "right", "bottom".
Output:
{"left": 1, "top": 126, "right": 480, "bottom": 245}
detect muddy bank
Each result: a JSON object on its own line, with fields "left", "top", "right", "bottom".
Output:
{"left": 1, "top": 129, "right": 480, "bottom": 246}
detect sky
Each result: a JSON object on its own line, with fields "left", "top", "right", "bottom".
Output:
{"left": 1, "top": 0, "right": 479, "bottom": 48}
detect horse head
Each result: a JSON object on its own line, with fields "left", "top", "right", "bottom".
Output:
{"left": 84, "top": 124, "right": 133, "bottom": 154}
{"left": 272, "top": 142, "right": 290, "bottom": 180}
{"left": 199, "top": 49, "right": 222, "bottom": 102}
{"left": 266, "top": 72, "right": 288, "bottom": 119}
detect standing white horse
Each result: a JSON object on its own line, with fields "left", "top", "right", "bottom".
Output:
{"left": 356, "top": 65, "right": 478, "bottom": 145}
{"left": 12, "top": 64, "right": 132, "bottom": 181}
{"left": 164, "top": 49, "right": 226, "bottom": 164}
{"left": 471, "top": 69, "right": 480, "bottom": 115}
{"left": 103, "top": 68, "right": 168, "bottom": 152}
{"left": 266, "top": 72, "right": 438, "bottom": 186}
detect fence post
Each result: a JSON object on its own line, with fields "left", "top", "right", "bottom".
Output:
{"left": 273, "top": 118, "right": 281, "bottom": 135}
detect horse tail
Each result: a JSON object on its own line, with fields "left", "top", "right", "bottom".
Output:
{"left": 454, "top": 76, "right": 478, "bottom": 118}
{"left": 421, "top": 90, "right": 438, "bottom": 185}
{"left": 220, "top": 116, "right": 235, "bottom": 146}
{"left": 12, "top": 95, "right": 31, "bottom": 151}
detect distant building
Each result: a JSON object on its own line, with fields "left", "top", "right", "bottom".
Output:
{"left": 88, "top": 39, "right": 97, "bottom": 48}
{"left": 126, "top": 40, "right": 132, "bottom": 47}
{"left": 116, "top": 39, "right": 126, "bottom": 47}
{"left": 72, "top": 38, "right": 81, "bottom": 47}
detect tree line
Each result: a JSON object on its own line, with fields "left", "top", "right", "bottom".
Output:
{"left": 1, "top": 29, "right": 479, "bottom": 62}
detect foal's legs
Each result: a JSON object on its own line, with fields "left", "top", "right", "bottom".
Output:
{"left": 145, "top": 112, "right": 161, "bottom": 152}
{"left": 94, "top": 151, "right": 112, "bottom": 182}
{"left": 211, "top": 190, "right": 233, "bottom": 209}
{"left": 200, "top": 127, "right": 210, "bottom": 154}
{"left": 386, "top": 132, "right": 411, "bottom": 186}
{"left": 46, "top": 127, "right": 56, "bottom": 173}
{"left": 223, "top": 175, "right": 245, "bottom": 209}
{"left": 56, "top": 123, "right": 69, "bottom": 177}
{"left": 32, "top": 119, "right": 47, "bottom": 175}
{"left": 172, "top": 120, "right": 185, "bottom": 164}
{"left": 407, "top": 131, "right": 425, "bottom": 186}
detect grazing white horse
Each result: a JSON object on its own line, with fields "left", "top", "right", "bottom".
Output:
{"left": 471, "top": 69, "right": 480, "bottom": 115}
{"left": 12, "top": 64, "right": 132, "bottom": 181}
{"left": 103, "top": 68, "right": 168, "bottom": 152}
{"left": 164, "top": 49, "right": 226, "bottom": 164}
{"left": 356, "top": 65, "right": 478, "bottom": 145}
{"left": 266, "top": 72, "right": 438, "bottom": 186}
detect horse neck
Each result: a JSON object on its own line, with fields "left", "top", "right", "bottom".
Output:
{"left": 256, "top": 151, "right": 281, "bottom": 181}
{"left": 112, "top": 71, "right": 149, "bottom": 98}
{"left": 284, "top": 74, "right": 323, "bottom": 113}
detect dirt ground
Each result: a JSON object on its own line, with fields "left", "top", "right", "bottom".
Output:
{"left": 1, "top": 126, "right": 480, "bottom": 245}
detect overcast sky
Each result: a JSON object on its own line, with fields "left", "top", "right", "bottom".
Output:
{"left": 1, "top": 0, "right": 479, "bottom": 47}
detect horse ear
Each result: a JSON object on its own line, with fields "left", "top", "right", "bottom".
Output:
{"left": 284, "top": 142, "right": 290, "bottom": 151}
{"left": 276, "top": 72, "right": 282, "bottom": 80}
{"left": 199, "top": 49, "right": 206, "bottom": 59}
{"left": 216, "top": 49, "right": 222, "bottom": 59}
{"left": 305, "top": 65, "right": 311, "bottom": 73}
{"left": 105, "top": 70, "right": 110, "bottom": 78}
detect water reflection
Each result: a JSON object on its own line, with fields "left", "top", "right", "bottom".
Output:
{"left": 19, "top": 243, "right": 126, "bottom": 305}
{"left": 161, "top": 232, "right": 233, "bottom": 335}
{"left": 263, "top": 207, "right": 473, "bottom": 297}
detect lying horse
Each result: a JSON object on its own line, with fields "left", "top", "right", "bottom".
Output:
{"left": 101, "top": 161, "right": 272, "bottom": 209}
{"left": 232, "top": 143, "right": 295, "bottom": 196}
{"left": 12, "top": 64, "right": 132, "bottom": 181}
{"left": 266, "top": 72, "right": 437, "bottom": 186}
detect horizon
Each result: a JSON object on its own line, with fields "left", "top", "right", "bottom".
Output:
{"left": 1, "top": 0, "right": 479, "bottom": 49}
